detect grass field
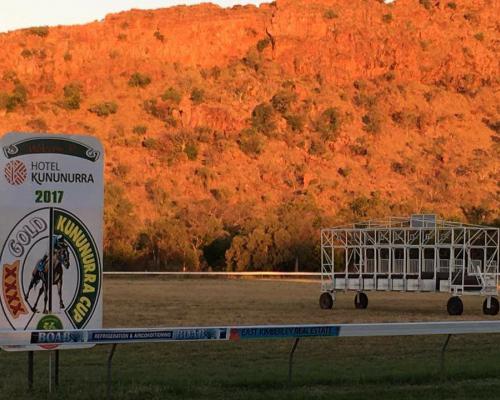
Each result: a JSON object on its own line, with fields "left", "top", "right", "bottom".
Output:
{"left": 1, "top": 277, "right": 500, "bottom": 399}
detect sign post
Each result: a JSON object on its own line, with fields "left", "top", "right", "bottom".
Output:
{"left": 0, "top": 132, "right": 104, "bottom": 352}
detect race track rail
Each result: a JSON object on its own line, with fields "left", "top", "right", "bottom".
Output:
{"left": 2, "top": 320, "right": 500, "bottom": 348}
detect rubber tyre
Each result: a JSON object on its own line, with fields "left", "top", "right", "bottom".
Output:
{"left": 354, "top": 292, "right": 368, "bottom": 309}
{"left": 319, "top": 292, "right": 334, "bottom": 310}
{"left": 447, "top": 296, "right": 463, "bottom": 316}
{"left": 483, "top": 297, "right": 499, "bottom": 316}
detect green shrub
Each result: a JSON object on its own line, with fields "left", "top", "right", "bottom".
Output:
{"left": 362, "top": 111, "right": 382, "bottom": 134}
{"left": 474, "top": 32, "right": 485, "bottom": 41}
{"left": 142, "top": 138, "right": 158, "bottom": 149}
{"left": 63, "top": 52, "right": 72, "bottom": 61}
{"left": 383, "top": 71, "right": 396, "bottom": 81}
{"left": 27, "top": 26, "right": 49, "bottom": 37}
{"left": 464, "top": 12, "right": 479, "bottom": 24}
{"left": 0, "top": 92, "right": 9, "bottom": 110}
{"left": 184, "top": 142, "right": 199, "bottom": 160}
{"left": 239, "top": 129, "right": 265, "bottom": 156}
{"left": 251, "top": 103, "right": 276, "bottom": 135}
{"left": 60, "top": 83, "right": 82, "bottom": 110}
{"left": 350, "top": 138, "right": 368, "bottom": 156}
{"left": 164, "top": 116, "right": 178, "bottom": 128}
{"left": 242, "top": 48, "right": 261, "bottom": 71}
{"left": 133, "top": 125, "right": 148, "bottom": 134}
{"left": 419, "top": 0, "right": 433, "bottom": 10}
{"left": 482, "top": 119, "right": 500, "bottom": 134}
{"left": 447, "top": 2, "right": 457, "bottom": 9}
{"left": 143, "top": 99, "right": 160, "bottom": 117}
{"left": 285, "top": 114, "right": 304, "bottom": 132}
{"left": 161, "top": 87, "right": 182, "bottom": 104}
{"left": 26, "top": 118, "right": 48, "bottom": 131}
{"left": 11, "top": 84, "right": 27, "bottom": 106}
{"left": 117, "top": 33, "right": 127, "bottom": 41}
{"left": 113, "top": 163, "right": 130, "bottom": 178}
{"left": 154, "top": 30, "right": 165, "bottom": 42}
{"left": 271, "top": 90, "right": 296, "bottom": 114}
{"left": 21, "top": 49, "right": 33, "bottom": 58}
{"left": 353, "top": 80, "right": 367, "bottom": 90}
{"left": 190, "top": 88, "right": 205, "bottom": 105}
{"left": 323, "top": 9, "right": 338, "bottom": 19}
{"left": 382, "top": 13, "right": 393, "bottom": 23}
{"left": 462, "top": 206, "right": 492, "bottom": 225}
{"left": 420, "top": 40, "right": 431, "bottom": 51}
{"left": 391, "top": 110, "right": 419, "bottom": 129}
{"left": 353, "top": 92, "right": 377, "bottom": 108}
{"left": 350, "top": 196, "right": 372, "bottom": 218}
{"left": 2, "top": 84, "right": 28, "bottom": 111}
{"left": 194, "top": 126, "right": 214, "bottom": 142}
{"left": 316, "top": 107, "right": 341, "bottom": 140}
{"left": 128, "top": 73, "right": 151, "bottom": 88}
{"left": 309, "top": 139, "right": 326, "bottom": 156}
{"left": 256, "top": 38, "right": 270, "bottom": 52}
{"left": 338, "top": 167, "right": 351, "bottom": 177}
{"left": 88, "top": 101, "right": 118, "bottom": 117}
{"left": 2, "top": 70, "right": 19, "bottom": 83}
{"left": 391, "top": 161, "right": 415, "bottom": 176}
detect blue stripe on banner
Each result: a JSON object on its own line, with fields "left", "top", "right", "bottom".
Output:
{"left": 232, "top": 326, "right": 341, "bottom": 340}
{"left": 89, "top": 330, "right": 173, "bottom": 342}
{"left": 89, "top": 328, "right": 228, "bottom": 343}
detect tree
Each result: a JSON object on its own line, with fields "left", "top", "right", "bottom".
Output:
{"left": 140, "top": 216, "right": 200, "bottom": 270}
{"left": 104, "top": 183, "right": 138, "bottom": 266}
{"left": 225, "top": 197, "right": 322, "bottom": 271}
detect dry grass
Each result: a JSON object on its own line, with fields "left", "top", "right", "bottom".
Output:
{"left": 103, "top": 277, "right": 492, "bottom": 327}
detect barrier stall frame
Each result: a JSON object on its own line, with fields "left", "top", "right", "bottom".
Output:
{"left": 320, "top": 214, "right": 500, "bottom": 315}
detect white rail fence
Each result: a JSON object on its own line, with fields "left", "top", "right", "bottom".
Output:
{"left": 103, "top": 271, "right": 322, "bottom": 278}
{"left": 3, "top": 321, "right": 500, "bottom": 347}
{"left": 2, "top": 321, "right": 500, "bottom": 398}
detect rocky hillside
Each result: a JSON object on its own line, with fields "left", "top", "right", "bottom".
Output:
{"left": 0, "top": 0, "right": 498, "bottom": 270}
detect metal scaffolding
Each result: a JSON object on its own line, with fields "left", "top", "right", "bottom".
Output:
{"left": 320, "top": 215, "right": 500, "bottom": 315}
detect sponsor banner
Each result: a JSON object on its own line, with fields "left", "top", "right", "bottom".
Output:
{"left": 89, "top": 328, "right": 229, "bottom": 343}
{"left": 229, "top": 325, "right": 341, "bottom": 340}
{"left": 4, "top": 325, "right": 344, "bottom": 347}
{"left": 26, "top": 328, "right": 230, "bottom": 345}
{"left": 0, "top": 132, "right": 104, "bottom": 351}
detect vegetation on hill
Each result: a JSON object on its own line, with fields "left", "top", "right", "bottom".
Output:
{"left": 0, "top": 0, "right": 498, "bottom": 270}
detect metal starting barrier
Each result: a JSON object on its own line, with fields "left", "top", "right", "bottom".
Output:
{"left": 2, "top": 320, "right": 500, "bottom": 398}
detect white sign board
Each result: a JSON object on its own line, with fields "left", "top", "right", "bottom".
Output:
{"left": 0, "top": 132, "right": 103, "bottom": 351}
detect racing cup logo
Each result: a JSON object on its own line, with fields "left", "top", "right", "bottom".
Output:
{"left": 0, "top": 208, "right": 101, "bottom": 332}
{"left": 4, "top": 160, "right": 27, "bottom": 185}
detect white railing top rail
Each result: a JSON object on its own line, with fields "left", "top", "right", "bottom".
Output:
{"left": 2, "top": 321, "right": 500, "bottom": 348}
{"left": 103, "top": 271, "right": 321, "bottom": 277}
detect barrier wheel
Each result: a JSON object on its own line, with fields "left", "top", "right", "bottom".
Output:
{"left": 447, "top": 296, "right": 463, "bottom": 316}
{"left": 319, "top": 292, "right": 334, "bottom": 309}
{"left": 354, "top": 292, "right": 368, "bottom": 309}
{"left": 483, "top": 297, "right": 499, "bottom": 316}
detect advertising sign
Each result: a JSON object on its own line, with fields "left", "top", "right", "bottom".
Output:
{"left": 0, "top": 132, "right": 103, "bottom": 351}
